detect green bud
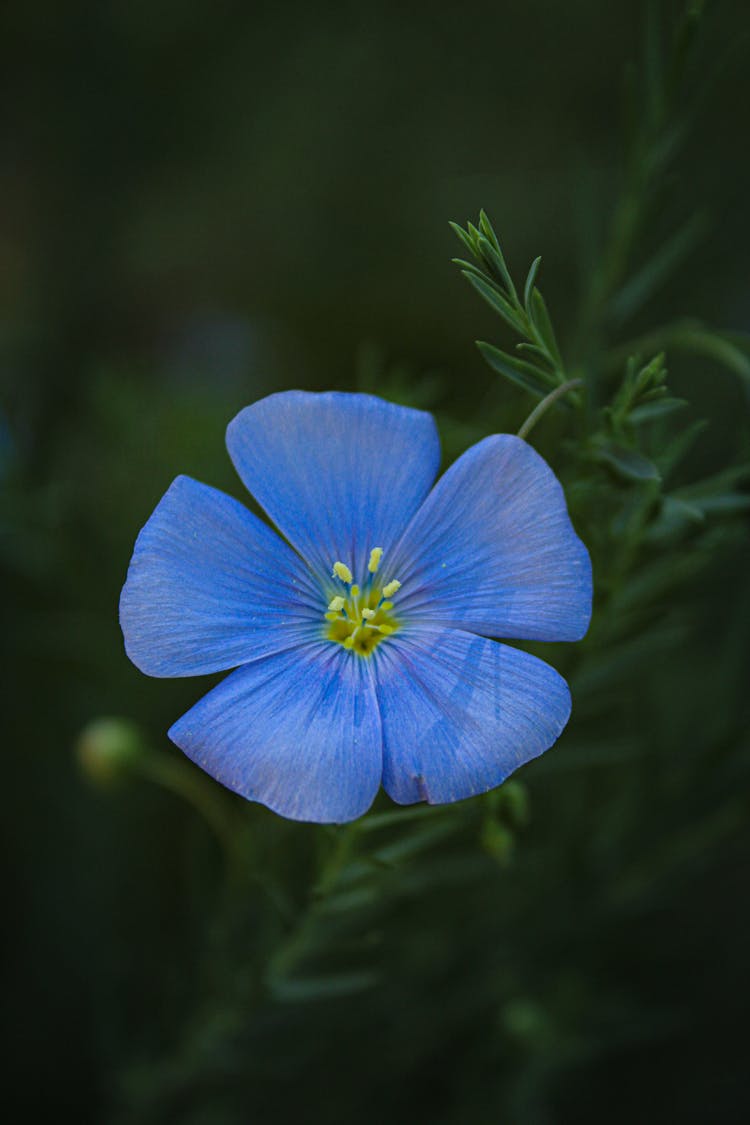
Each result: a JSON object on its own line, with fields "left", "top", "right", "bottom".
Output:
{"left": 481, "top": 819, "right": 515, "bottom": 865}
{"left": 76, "top": 717, "right": 146, "bottom": 786}
{"left": 497, "top": 780, "right": 530, "bottom": 828}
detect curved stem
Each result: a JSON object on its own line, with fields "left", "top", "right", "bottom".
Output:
{"left": 517, "top": 379, "right": 583, "bottom": 441}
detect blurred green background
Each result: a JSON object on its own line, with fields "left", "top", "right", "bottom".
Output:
{"left": 2, "top": 1, "right": 749, "bottom": 1122}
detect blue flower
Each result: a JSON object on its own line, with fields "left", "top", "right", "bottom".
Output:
{"left": 120, "top": 392, "right": 592, "bottom": 823}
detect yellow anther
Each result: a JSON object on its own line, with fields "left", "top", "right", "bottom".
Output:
{"left": 368, "top": 547, "right": 384, "bottom": 574}
{"left": 324, "top": 562, "right": 400, "bottom": 654}
{"left": 332, "top": 561, "right": 353, "bottom": 583}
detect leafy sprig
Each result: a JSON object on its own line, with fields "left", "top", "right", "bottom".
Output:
{"left": 450, "top": 211, "right": 574, "bottom": 404}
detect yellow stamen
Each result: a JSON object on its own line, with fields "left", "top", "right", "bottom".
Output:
{"left": 368, "top": 547, "right": 384, "bottom": 574}
{"left": 333, "top": 561, "right": 353, "bottom": 583}
{"left": 324, "top": 560, "right": 401, "bottom": 655}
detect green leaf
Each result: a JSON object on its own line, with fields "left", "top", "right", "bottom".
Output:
{"left": 630, "top": 397, "right": 689, "bottom": 423}
{"left": 516, "top": 341, "right": 556, "bottom": 367}
{"left": 477, "top": 341, "right": 554, "bottom": 398}
{"left": 609, "top": 213, "right": 708, "bottom": 325}
{"left": 660, "top": 495, "right": 706, "bottom": 525}
{"left": 451, "top": 257, "right": 489, "bottom": 280}
{"left": 674, "top": 463, "right": 750, "bottom": 501}
{"left": 594, "top": 441, "right": 662, "bottom": 482}
{"left": 360, "top": 805, "right": 447, "bottom": 833}
{"left": 634, "top": 351, "right": 668, "bottom": 393}
{"left": 478, "top": 208, "right": 501, "bottom": 252}
{"left": 373, "top": 819, "right": 459, "bottom": 865}
{"left": 270, "top": 971, "right": 379, "bottom": 1002}
{"left": 523, "top": 256, "right": 542, "bottom": 310}
{"left": 529, "top": 288, "right": 563, "bottom": 367}
{"left": 449, "top": 221, "right": 479, "bottom": 258}
{"left": 477, "top": 236, "right": 518, "bottom": 302}
{"left": 690, "top": 494, "right": 750, "bottom": 516}
{"left": 467, "top": 221, "right": 483, "bottom": 245}
{"left": 462, "top": 272, "right": 522, "bottom": 333}
{"left": 658, "top": 419, "right": 708, "bottom": 476}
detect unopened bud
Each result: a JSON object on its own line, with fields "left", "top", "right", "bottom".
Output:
{"left": 76, "top": 717, "right": 146, "bottom": 786}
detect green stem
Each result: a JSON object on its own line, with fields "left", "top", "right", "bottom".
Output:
{"left": 135, "top": 754, "right": 240, "bottom": 861}
{"left": 517, "top": 379, "right": 583, "bottom": 441}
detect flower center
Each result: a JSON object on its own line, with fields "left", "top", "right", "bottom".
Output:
{"left": 324, "top": 547, "right": 401, "bottom": 657}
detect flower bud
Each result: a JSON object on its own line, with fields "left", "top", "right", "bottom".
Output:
{"left": 76, "top": 717, "right": 146, "bottom": 786}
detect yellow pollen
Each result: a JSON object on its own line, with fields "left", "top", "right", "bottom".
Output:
{"left": 368, "top": 547, "right": 384, "bottom": 573}
{"left": 332, "top": 561, "right": 353, "bottom": 583}
{"left": 323, "top": 562, "right": 401, "bottom": 656}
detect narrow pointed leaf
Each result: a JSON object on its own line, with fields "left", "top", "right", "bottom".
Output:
{"left": 595, "top": 441, "right": 662, "bottom": 482}
{"left": 609, "top": 213, "right": 708, "bottom": 325}
{"left": 478, "top": 209, "right": 501, "bottom": 251}
{"left": 516, "top": 341, "right": 556, "bottom": 367}
{"left": 690, "top": 494, "right": 750, "bottom": 516}
{"left": 659, "top": 495, "right": 706, "bottom": 527}
{"left": 463, "top": 272, "right": 523, "bottom": 333}
{"left": 449, "top": 221, "right": 480, "bottom": 258}
{"left": 634, "top": 352, "right": 668, "bottom": 392}
{"left": 270, "top": 971, "right": 379, "bottom": 1002}
{"left": 477, "top": 341, "right": 555, "bottom": 398}
{"left": 451, "top": 257, "right": 489, "bottom": 280}
{"left": 659, "top": 419, "right": 708, "bottom": 476}
{"left": 529, "top": 288, "right": 563, "bottom": 367}
{"left": 675, "top": 463, "right": 750, "bottom": 500}
{"left": 524, "top": 256, "right": 542, "bottom": 310}
{"left": 630, "top": 397, "right": 689, "bottom": 423}
{"left": 477, "top": 235, "right": 518, "bottom": 302}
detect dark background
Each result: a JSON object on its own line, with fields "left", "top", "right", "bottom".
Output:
{"left": 2, "top": 2, "right": 749, "bottom": 1122}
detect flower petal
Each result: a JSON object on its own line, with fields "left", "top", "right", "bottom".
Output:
{"left": 374, "top": 627, "right": 571, "bottom": 805}
{"left": 225, "top": 391, "right": 441, "bottom": 580}
{"left": 169, "top": 644, "right": 382, "bottom": 823}
{"left": 389, "top": 435, "right": 592, "bottom": 642}
{"left": 120, "top": 475, "right": 321, "bottom": 677}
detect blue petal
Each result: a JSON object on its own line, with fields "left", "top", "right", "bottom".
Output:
{"left": 226, "top": 391, "right": 441, "bottom": 581}
{"left": 169, "top": 643, "right": 382, "bottom": 823}
{"left": 374, "top": 626, "right": 571, "bottom": 804}
{"left": 120, "top": 476, "right": 322, "bottom": 677}
{"left": 389, "top": 435, "right": 592, "bottom": 642}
